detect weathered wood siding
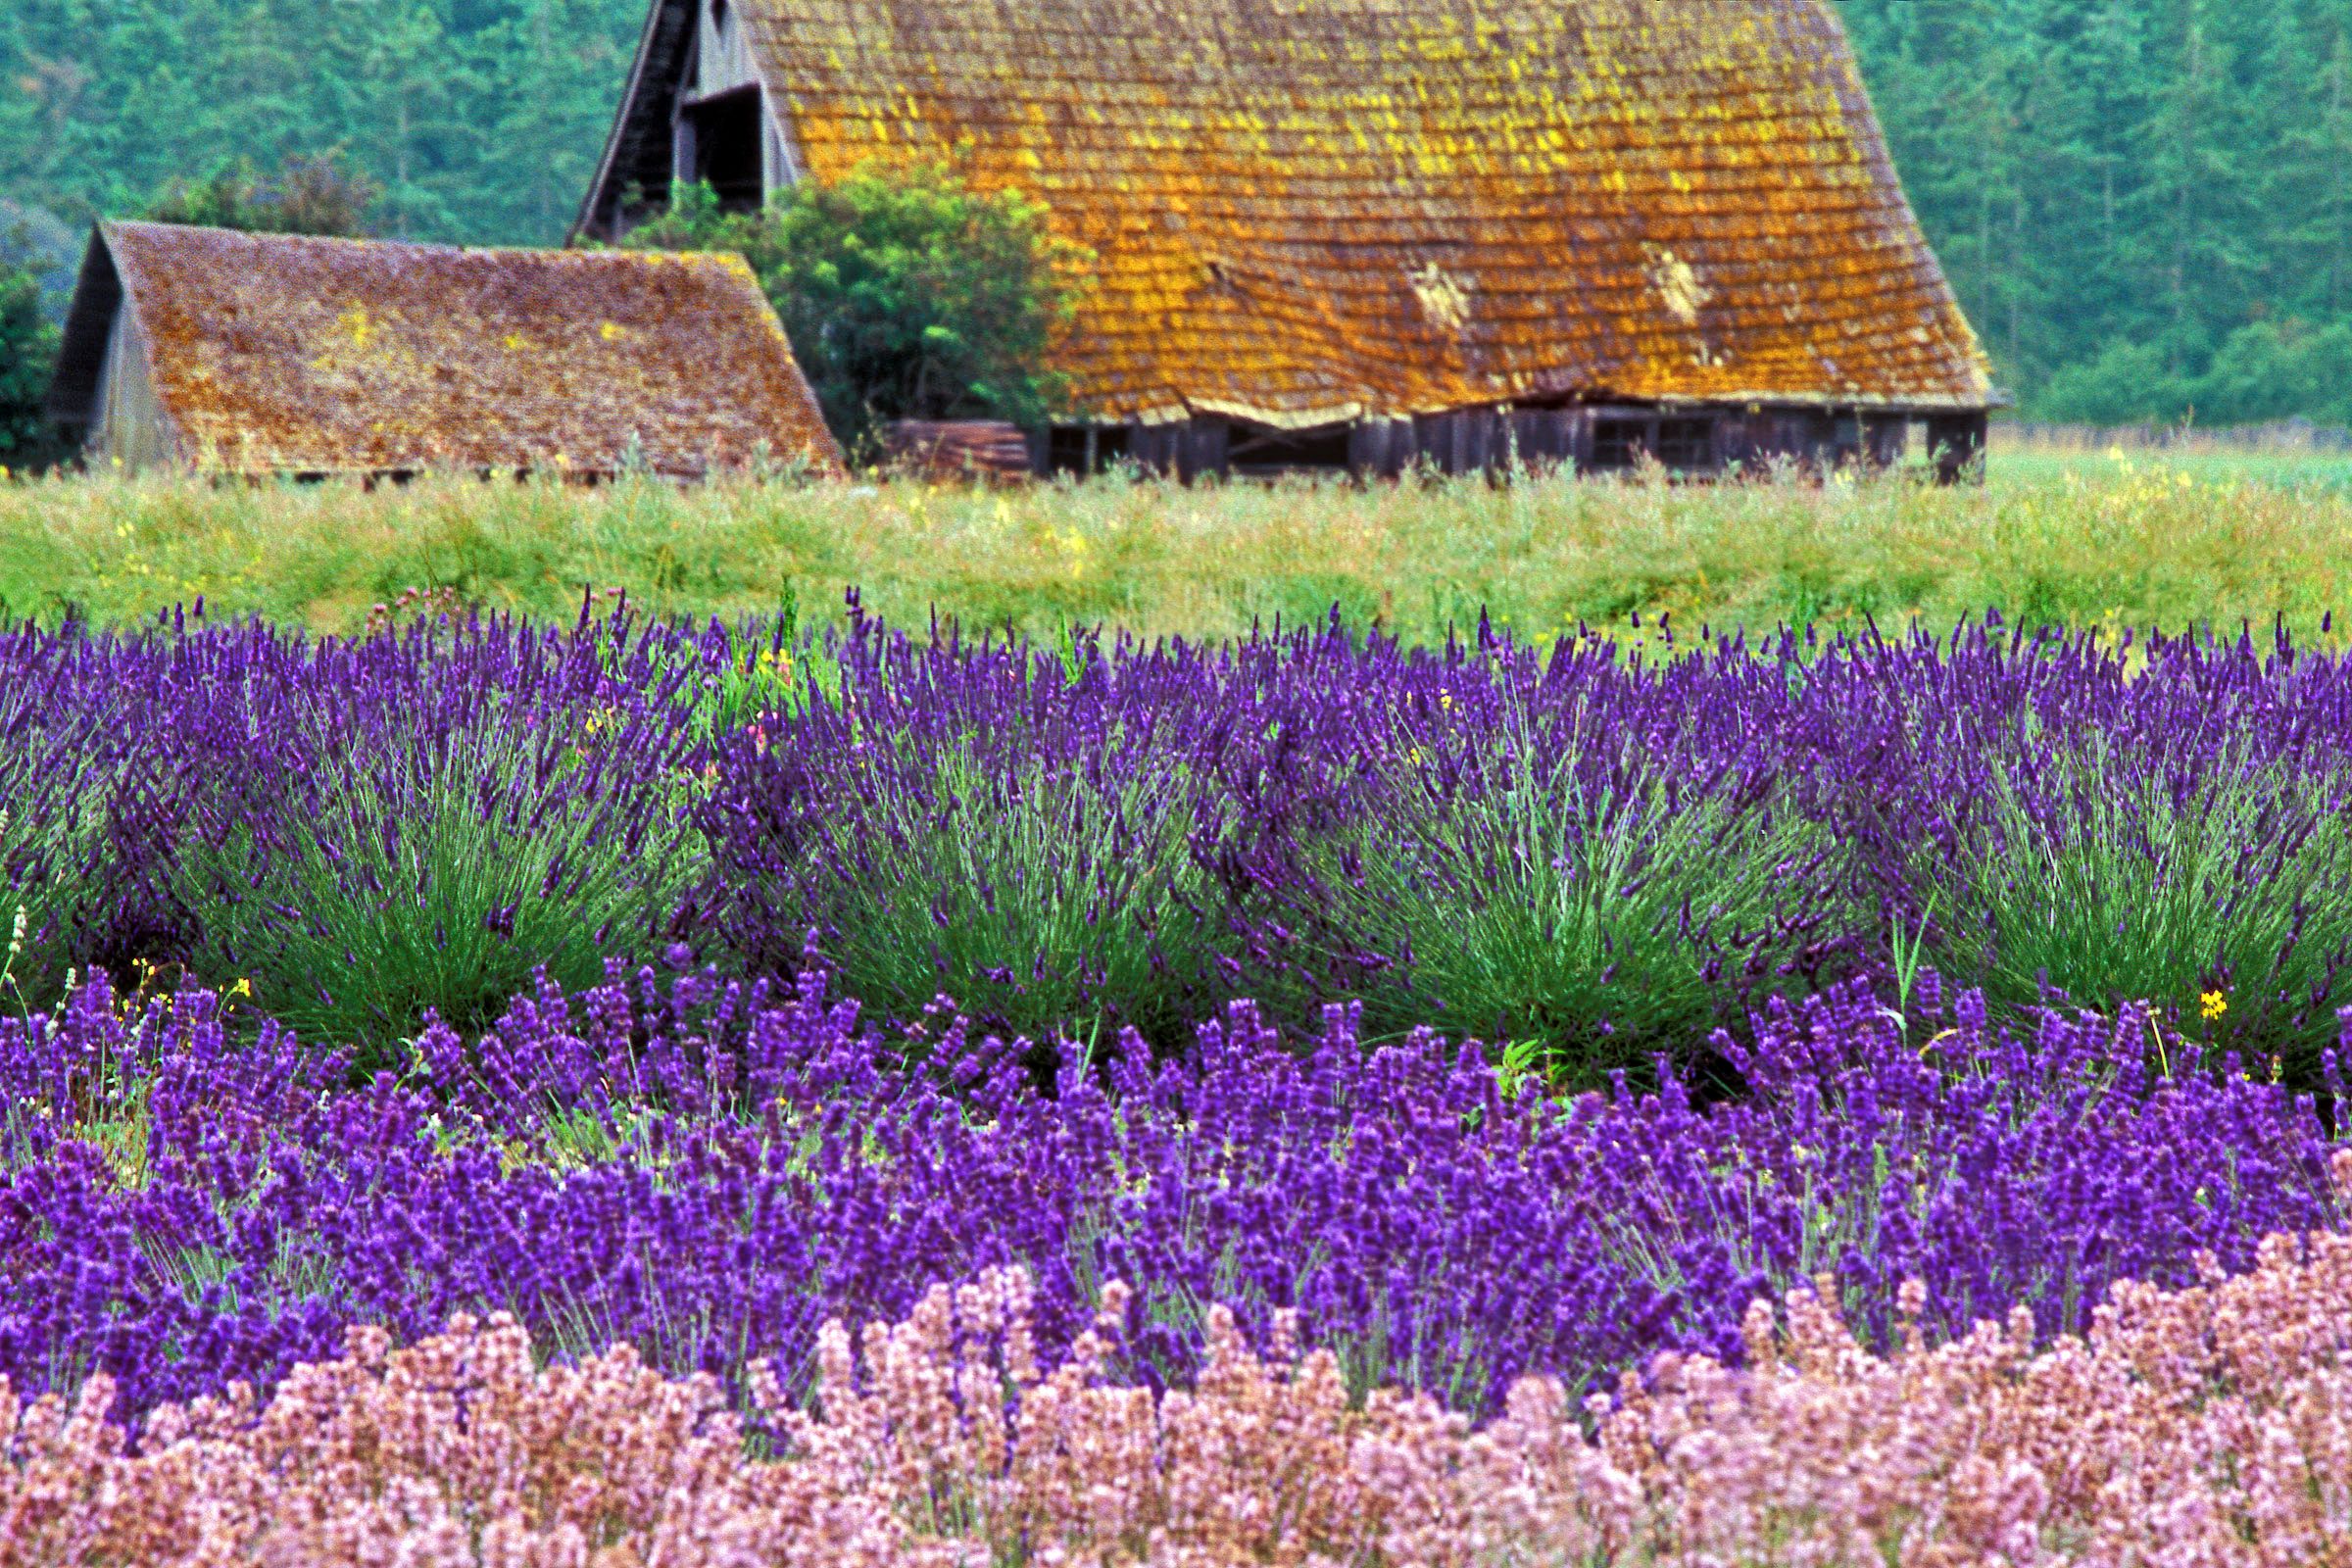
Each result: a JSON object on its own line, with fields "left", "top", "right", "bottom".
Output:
{"left": 1178, "top": 416, "right": 1228, "bottom": 481}
{"left": 89, "top": 306, "right": 175, "bottom": 473}
{"left": 696, "top": 0, "right": 758, "bottom": 94}
{"left": 1865, "top": 415, "right": 1909, "bottom": 467}
{"left": 1077, "top": 403, "right": 1978, "bottom": 483}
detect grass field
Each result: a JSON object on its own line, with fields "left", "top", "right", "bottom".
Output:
{"left": 7, "top": 439, "right": 2352, "bottom": 643}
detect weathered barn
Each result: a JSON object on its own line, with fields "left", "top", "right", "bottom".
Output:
{"left": 577, "top": 0, "right": 2000, "bottom": 481}
{"left": 46, "top": 221, "right": 842, "bottom": 477}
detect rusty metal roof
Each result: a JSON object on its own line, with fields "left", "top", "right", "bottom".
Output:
{"left": 54, "top": 221, "right": 843, "bottom": 474}
{"left": 635, "top": 0, "right": 1995, "bottom": 426}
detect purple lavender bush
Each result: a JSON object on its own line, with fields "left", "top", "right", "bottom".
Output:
{"left": 1859, "top": 641, "right": 2352, "bottom": 1061}
{"left": 0, "top": 604, "right": 721, "bottom": 1055}
{"left": 0, "top": 956, "right": 2336, "bottom": 1426}
{"left": 694, "top": 612, "right": 1853, "bottom": 1063}
{"left": 7, "top": 600, "right": 2352, "bottom": 1073}
{"left": 701, "top": 611, "right": 2352, "bottom": 1072}
{"left": 697, "top": 633, "right": 1234, "bottom": 1045}
{"left": 169, "top": 613, "right": 709, "bottom": 1059}
{"left": 0, "top": 612, "right": 197, "bottom": 994}
{"left": 1291, "top": 678, "right": 1844, "bottom": 1077}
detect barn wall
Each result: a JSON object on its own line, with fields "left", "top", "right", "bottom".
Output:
{"left": 1864, "top": 414, "right": 1909, "bottom": 467}
{"left": 1127, "top": 420, "right": 1179, "bottom": 474}
{"left": 1178, "top": 416, "right": 1229, "bottom": 480}
{"left": 89, "top": 307, "right": 175, "bottom": 473}
{"left": 1347, "top": 417, "right": 1409, "bottom": 477}
{"left": 1081, "top": 404, "right": 1986, "bottom": 483}
{"left": 696, "top": 0, "right": 759, "bottom": 94}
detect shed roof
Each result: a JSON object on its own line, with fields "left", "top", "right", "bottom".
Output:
{"left": 586, "top": 0, "right": 1996, "bottom": 427}
{"left": 48, "top": 222, "right": 843, "bottom": 474}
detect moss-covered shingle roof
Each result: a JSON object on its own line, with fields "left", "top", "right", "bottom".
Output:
{"left": 59, "top": 222, "right": 842, "bottom": 474}
{"left": 662, "top": 0, "right": 1993, "bottom": 425}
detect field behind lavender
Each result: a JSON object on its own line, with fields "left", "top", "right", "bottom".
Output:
{"left": 8, "top": 447, "right": 2352, "bottom": 645}
{"left": 6, "top": 597, "right": 2352, "bottom": 1560}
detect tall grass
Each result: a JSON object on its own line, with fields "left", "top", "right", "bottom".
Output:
{"left": 7, "top": 442, "right": 2352, "bottom": 645}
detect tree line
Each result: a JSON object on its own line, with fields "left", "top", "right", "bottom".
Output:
{"left": 5, "top": 0, "right": 2351, "bottom": 436}
{"left": 1844, "top": 0, "right": 2352, "bottom": 423}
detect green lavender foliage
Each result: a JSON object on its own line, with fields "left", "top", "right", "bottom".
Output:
{"left": 176, "top": 704, "right": 701, "bottom": 1063}
{"left": 1308, "top": 709, "right": 1845, "bottom": 1083}
{"left": 779, "top": 731, "right": 1225, "bottom": 1048}
{"left": 0, "top": 786, "right": 107, "bottom": 1011}
{"left": 1921, "top": 744, "right": 2352, "bottom": 1072}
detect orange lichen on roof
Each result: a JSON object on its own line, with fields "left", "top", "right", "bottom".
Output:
{"left": 100, "top": 222, "right": 842, "bottom": 475}
{"left": 724, "top": 0, "right": 1992, "bottom": 425}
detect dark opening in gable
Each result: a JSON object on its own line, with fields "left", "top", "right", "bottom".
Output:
{"left": 684, "top": 84, "right": 763, "bottom": 212}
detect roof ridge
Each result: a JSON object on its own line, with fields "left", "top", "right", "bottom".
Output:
{"left": 102, "top": 220, "right": 757, "bottom": 270}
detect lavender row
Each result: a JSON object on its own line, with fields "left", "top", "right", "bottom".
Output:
{"left": 1, "top": 955, "right": 2339, "bottom": 1425}
{"left": 730, "top": 609, "right": 2352, "bottom": 1073}
{"left": 5, "top": 602, "right": 2352, "bottom": 1071}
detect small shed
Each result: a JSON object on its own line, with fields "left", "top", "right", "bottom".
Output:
{"left": 45, "top": 221, "right": 843, "bottom": 478}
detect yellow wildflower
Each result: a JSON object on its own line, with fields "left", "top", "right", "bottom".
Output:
{"left": 2199, "top": 989, "right": 2228, "bottom": 1023}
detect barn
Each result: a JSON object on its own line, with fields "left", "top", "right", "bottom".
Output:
{"left": 45, "top": 221, "right": 843, "bottom": 478}
{"left": 576, "top": 0, "right": 2000, "bottom": 481}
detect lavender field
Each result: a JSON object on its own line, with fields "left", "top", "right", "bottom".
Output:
{"left": 7, "top": 597, "right": 2352, "bottom": 1559}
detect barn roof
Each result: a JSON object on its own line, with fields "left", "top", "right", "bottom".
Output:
{"left": 584, "top": 0, "right": 1998, "bottom": 428}
{"left": 48, "top": 221, "right": 843, "bottom": 474}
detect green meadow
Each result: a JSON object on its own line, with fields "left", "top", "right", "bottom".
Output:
{"left": 6, "top": 439, "right": 2350, "bottom": 645}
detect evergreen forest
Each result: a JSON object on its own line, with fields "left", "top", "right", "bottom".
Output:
{"left": 1, "top": 0, "right": 2345, "bottom": 423}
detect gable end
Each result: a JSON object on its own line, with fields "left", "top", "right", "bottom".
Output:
{"left": 44, "top": 227, "right": 124, "bottom": 428}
